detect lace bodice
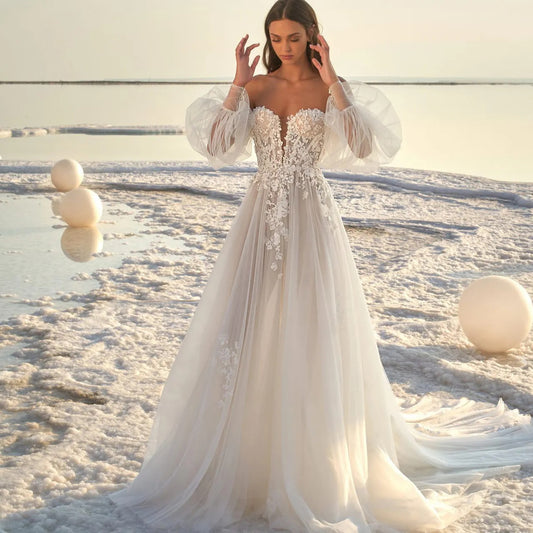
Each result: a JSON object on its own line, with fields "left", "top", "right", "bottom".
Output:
{"left": 184, "top": 80, "right": 403, "bottom": 276}
{"left": 249, "top": 106, "right": 337, "bottom": 276}
{"left": 251, "top": 106, "right": 326, "bottom": 172}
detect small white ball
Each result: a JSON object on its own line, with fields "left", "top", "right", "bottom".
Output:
{"left": 60, "top": 187, "right": 103, "bottom": 227}
{"left": 51, "top": 159, "right": 84, "bottom": 192}
{"left": 459, "top": 275, "right": 533, "bottom": 353}
{"left": 61, "top": 227, "right": 103, "bottom": 262}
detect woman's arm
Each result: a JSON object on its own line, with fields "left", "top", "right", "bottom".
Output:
{"left": 185, "top": 83, "right": 253, "bottom": 170}
{"left": 328, "top": 78, "right": 373, "bottom": 159}
{"left": 310, "top": 37, "right": 373, "bottom": 159}
{"left": 207, "top": 34, "right": 259, "bottom": 156}
{"left": 207, "top": 84, "right": 247, "bottom": 156}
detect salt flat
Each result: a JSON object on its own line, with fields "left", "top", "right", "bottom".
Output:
{"left": 0, "top": 160, "right": 531, "bottom": 532}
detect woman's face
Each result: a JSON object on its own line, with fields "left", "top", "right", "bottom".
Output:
{"left": 268, "top": 18, "right": 310, "bottom": 64}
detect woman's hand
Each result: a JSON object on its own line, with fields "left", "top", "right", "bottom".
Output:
{"left": 233, "top": 34, "right": 260, "bottom": 87}
{"left": 309, "top": 35, "right": 339, "bottom": 88}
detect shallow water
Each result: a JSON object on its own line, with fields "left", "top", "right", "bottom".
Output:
{"left": 0, "top": 193, "right": 185, "bottom": 325}
{"left": 1, "top": 83, "right": 532, "bottom": 182}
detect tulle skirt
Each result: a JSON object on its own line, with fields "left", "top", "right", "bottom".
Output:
{"left": 109, "top": 170, "right": 533, "bottom": 532}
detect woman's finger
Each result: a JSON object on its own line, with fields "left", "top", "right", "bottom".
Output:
{"left": 309, "top": 43, "right": 324, "bottom": 58}
{"left": 244, "top": 43, "right": 260, "bottom": 55}
{"left": 318, "top": 34, "right": 330, "bottom": 51}
{"left": 251, "top": 55, "right": 260, "bottom": 71}
{"left": 236, "top": 34, "right": 249, "bottom": 53}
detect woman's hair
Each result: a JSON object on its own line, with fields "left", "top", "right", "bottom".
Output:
{"left": 262, "top": 0, "right": 321, "bottom": 73}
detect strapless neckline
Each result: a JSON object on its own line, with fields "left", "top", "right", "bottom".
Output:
{"left": 252, "top": 105, "right": 325, "bottom": 121}
{"left": 252, "top": 106, "right": 325, "bottom": 155}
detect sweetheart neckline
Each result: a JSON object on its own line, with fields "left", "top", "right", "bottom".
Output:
{"left": 252, "top": 105, "right": 325, "bottom": 121}
{"left": 251, "top": 106, "right": 325, "bottom": 159}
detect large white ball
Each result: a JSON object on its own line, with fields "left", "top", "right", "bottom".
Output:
{"left": 59, "top": 187, "right": 103, "bottom": 227}
{"left": 51, "top": 159, "right": 84, "bottom": 192}
{"left": 50, "top": 194, "right": 63, "bottom": 216}
{"left": 458, "top": 275, "right": 533, "bottom": 353}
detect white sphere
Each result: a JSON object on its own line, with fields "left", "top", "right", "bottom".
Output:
{"left": 59, "top": 187, "right": 103, "bottom": 227}
{"left": 61, "top": 227, "right": 103, "bottom": 262}
{"left": 459, "top": 275, "right": 533, "bottom": 353}
{"left": 51, "top": 159, "right": 84, "bottom": 192}
{"left": 50, "top": 195, "right": 63, "bottom": 216}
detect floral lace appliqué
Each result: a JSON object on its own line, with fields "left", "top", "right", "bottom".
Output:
{"left": 215, "top": 334, "right": 241, "bottom": 408}
{"left": 251, "top": 107, "right": 339, "bottom": 276}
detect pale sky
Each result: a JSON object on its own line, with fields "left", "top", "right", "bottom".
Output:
{"left": 1, "top": 0, "right": 532, "bottom": 81}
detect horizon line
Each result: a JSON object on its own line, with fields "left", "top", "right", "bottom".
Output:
{"left": 1, "top": 76, "right": 532, "bottom": 86}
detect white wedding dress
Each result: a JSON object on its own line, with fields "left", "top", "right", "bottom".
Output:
{"left": 109, "top": 80, "right": 533, "bottom": 532}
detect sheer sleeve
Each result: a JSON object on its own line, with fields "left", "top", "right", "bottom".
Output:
{"left": 318, "top": 79, "right": 402, "bottom": 173}
{"left": 185, "top": 84, "right": 253, "bottom": 170}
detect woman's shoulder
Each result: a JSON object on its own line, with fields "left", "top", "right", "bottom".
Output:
{"left": 244, "top": 75, "right": 276, "bottom": 107}
{"left": 245, "top": 74, "right": 275, "bottom": 90}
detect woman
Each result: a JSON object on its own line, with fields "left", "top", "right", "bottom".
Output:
{"left": 110, "top": 1, "right": 533, "bottom": 531}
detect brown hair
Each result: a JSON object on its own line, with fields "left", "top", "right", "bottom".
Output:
{"left": 262, "top": 0, "right": 321, "bottom": 74}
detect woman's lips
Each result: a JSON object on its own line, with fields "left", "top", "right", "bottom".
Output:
{"left": 281, "top": 55, "right": 293, "bottom": 59}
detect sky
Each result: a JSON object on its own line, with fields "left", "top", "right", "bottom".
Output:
{"left": 0, "top": 0, "right": 532, "bottom": 81}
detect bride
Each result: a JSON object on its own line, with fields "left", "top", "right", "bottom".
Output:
{"left": 110, "top": 0, "right": 533, "bottom": 531}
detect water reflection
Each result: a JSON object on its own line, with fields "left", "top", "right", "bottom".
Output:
{"left": 60, "top": 226, "right": 104, "bottom": 262}
{"left": 0, "top": 194, "right": 144, "bottom": 322}
{"left": 49, "top": 195, "right": 105, "bottom": 262}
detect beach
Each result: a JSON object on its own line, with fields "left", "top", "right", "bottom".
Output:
{"left": 0, "top": 160, "right": 532, "bottom": 532}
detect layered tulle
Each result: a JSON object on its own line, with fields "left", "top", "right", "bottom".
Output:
{"left": 185, "top": 84, "right": 254, "bottom": 170}
{"left": 319, "top": 80, "right": 403, "bottom": 172}
{"left": 109, "top": 81, "right": 533, "bottom": 532}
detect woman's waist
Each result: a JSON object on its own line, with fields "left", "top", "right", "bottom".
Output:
{"left": 251, "top": 165, "right": 325, "bottom": 188}
{"left": 254, "top": 164, "right": 322, "bottom": 177}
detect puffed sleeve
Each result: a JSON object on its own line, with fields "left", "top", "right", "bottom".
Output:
{"left": 185, "top": 84, "right": 253, "bottom": 170}
{"left": 318, "top": 79, "right": 402, "bottom": 173}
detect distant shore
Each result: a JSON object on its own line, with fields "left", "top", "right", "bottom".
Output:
{"left": 1, "top": 78, "right": 532, "bottom": 86}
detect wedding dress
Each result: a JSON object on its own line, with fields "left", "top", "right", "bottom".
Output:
{"left": 109, "top": 79, "right": 533, "bottom": 532}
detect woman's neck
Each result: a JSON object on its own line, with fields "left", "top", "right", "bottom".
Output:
{"left": 273, "top": 58, "right": 317, "bottom": 83}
